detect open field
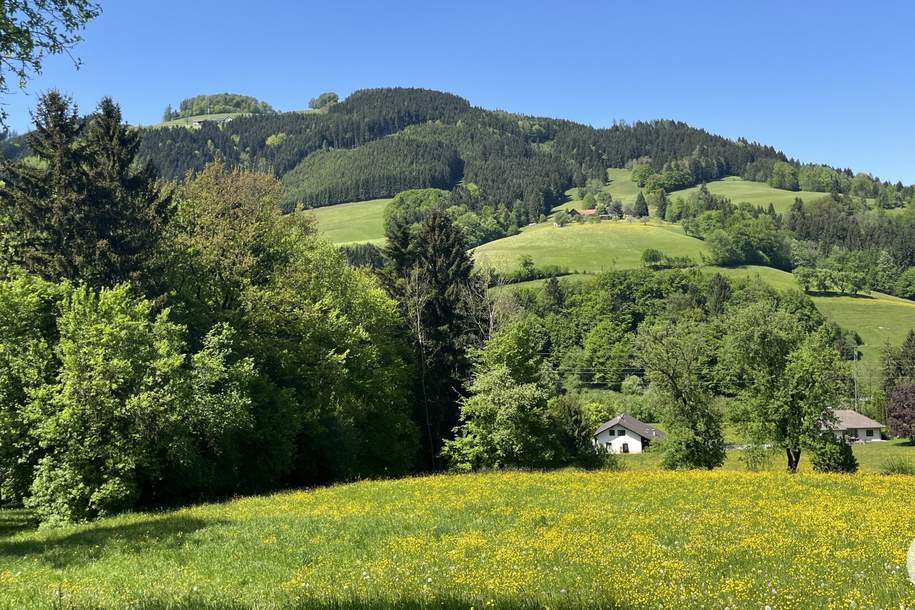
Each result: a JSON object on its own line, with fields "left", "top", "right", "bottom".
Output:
{"left": 307, "top": 198, "right": 390, "bottom": 245}
{"left": 668, "top": 176, "right": 828, "bottom": 213}
{"left": 0, "top": 465, "right": 913, "bottom": 609}
{"left": 474, "top": 220, "right": 707, "bottom": 273}
{"left": 150, "top": 112, "right": 248, "bottom": 128}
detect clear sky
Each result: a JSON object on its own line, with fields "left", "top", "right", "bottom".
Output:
{"left": 4, "top": 0, "right": 915, "bottom": 183}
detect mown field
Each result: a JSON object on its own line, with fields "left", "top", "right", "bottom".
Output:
{"left": 306, "top": 198, "right": 390, "bottom": 245}
{"left": 1, "top": 459, "right": 914, "bottom": 609}
{"left": 473, "top": 220, "right": 707, "bottom": 272}
{"left": 668, "top": 176, "right": 829, "bottom": 213}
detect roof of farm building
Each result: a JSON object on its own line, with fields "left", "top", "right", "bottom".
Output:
{"left": 594, "top": 414, "right": 666, "bottom": 439}
{"left": 831, "top": 409, "right": 884, "bottom": 431}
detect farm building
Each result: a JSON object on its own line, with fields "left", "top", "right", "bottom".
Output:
{"left": 593, "top": 414, "right": 665, "bottom": 454}
{"left": 829, "top": 409, "right": 884, "bottom": 442}
{"left": 568, "top": 208, "right": 598, "bottom": 218}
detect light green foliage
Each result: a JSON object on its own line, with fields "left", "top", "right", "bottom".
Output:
{"left": 582, "top": 319, "right": 632, "bottom": 388}
{"left": 382, "top": 188, "right": 449, "bottom": 235}
{"left": 24, "top": 285, "right": 255, "bottom": 524}
{"left": 0, "top": 275, "right": 66, "bottom": 503}
{"left": 174, "top": 93, "right": 274, "bottom": 118}
{"left": 637, "top": 321, "right": 725, "bottom": 470}
{"left": 264, "top": 132, "right": 286, "bottom": 147}
{"left": 443, "top": 366, "right": 558, "bottom": 471}
{"left": 768, "top": 161, "right": 799, "bottom": 191}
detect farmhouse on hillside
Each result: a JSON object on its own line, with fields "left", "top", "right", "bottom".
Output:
{"left": 829, "top": 409, "right": 884, "bottom": 442}
{"left": 593, "top": 414, "right": 665, "bottom": 454}
{"left": 567, "top": 208, "right": 598, "bottom": 218}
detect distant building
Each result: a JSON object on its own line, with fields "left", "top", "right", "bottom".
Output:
{"left": 593, "top": 414, "right": 665, "bottom": 454}
{"left": 829, "top": 409, "right": 884, "bottom": 442}
{"left": 567, "top": 208, "right": 597, "bottom": 218}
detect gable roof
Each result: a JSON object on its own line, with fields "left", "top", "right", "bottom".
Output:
{"left": 831, "top": 409, "right": 884, "bottom": 430}
{"left": 594, "top": 413, "right": 666, "bottom": 440}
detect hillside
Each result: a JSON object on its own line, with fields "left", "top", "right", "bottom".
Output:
{"left": 1, "top": 464, "right": 912, "bottom": 609}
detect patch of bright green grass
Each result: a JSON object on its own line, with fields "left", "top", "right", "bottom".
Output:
{"left": 474, "top": 220, "right": 708, "bottom": 273}
{"left": 308, "top": 198, "right": 390, "bottom": 245}
{"left": 1, "top": 466, "right": 913, "bottom": 608}
{"left": 668, "top": 176, "right": 828, "bottom": 213}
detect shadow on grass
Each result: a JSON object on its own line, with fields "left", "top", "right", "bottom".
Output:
{"left": 0, "top": 515, "right": 223, "bottom": 569}
{"left": 0, "top": 508, "right": 38, "bottom": 538}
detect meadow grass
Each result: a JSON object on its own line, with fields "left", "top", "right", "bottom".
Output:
{"left": 1, "top": 461, "right": 914, "bottom": 609}
{"left": 307, "top": 198, "right": 390, "bottom": 245}
{"left": 473, "top": 220, "right": 708, "bottom": 273}
{"left": 556, "top": 168, "right": 644, "bottom": 212}
{"left": 668, "top": 176, "right": 829, "bottom": 213}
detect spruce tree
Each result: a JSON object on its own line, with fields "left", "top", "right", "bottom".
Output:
{"left": 0, "top": 93, "right": 168, "bottom": 287}
{"left": 83, "top": 97, "right": 169, "bottom": 287}
{"left": 383, "top": 209, "right": 479, "bottom": 468}
{"left": 655, "top": 189, "right": 668, "bottom": 220}
{"left": 0, "top": 90, "right": 89, "bottom": 281}
{"left": 634, "top": 191, "right": 649, "bottom": 217}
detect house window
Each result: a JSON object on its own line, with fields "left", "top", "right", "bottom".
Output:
{"left": 866, "top": 429, "right": 874, "bottom": 437}
{"left": 617, "top": 429, "right": 626, "bottom": 436}
{"left": 622, "top": 443, "right": 630, "bottom": 453}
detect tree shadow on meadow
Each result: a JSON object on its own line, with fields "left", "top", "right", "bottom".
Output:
{"left": 0, "top": 515, "right": 224, "bottom": 569}
{"left": 0, "top": 508, "right": 38, "bottom": 538}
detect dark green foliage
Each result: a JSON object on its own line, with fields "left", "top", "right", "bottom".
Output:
{"left": 384, "top": 210, "right": 480, "bottom": 468}
{"left": 0, "top": 93, "right": 168, "bottom": 287}
{"left": 340, "top": 242, "right": 385, "bottom": 269}
{"left": 810, "top": 436, "right": 858, "bottom": 473}
{"left": 887, "top": 383, "right": 915, "bottom": 441}
{"left": 282, "top": 138, "right": 462, "bottom": 208}
{"left": 633, "top": 191, "right": 649, "bottom": 217}
{"left": 882, "top": 330, "right": 915, "bottom": 396}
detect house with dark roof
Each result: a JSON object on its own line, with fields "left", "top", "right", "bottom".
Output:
{"left": 829, "top": 409, "right": 884, "bottom": 442}
{"left": 593, "top": 413, "right": 665, "bottom": 454}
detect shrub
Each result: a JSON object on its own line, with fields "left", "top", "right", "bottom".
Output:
{"left": 878, "top": 456, "right": 915, "bottom": 476}
{"left": 810, "top": 436, "right": 858, "bottom": 473}
{"left": 741, "top": 444, "right": 774, "bottom": 472}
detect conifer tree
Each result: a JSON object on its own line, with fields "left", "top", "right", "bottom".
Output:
{"left": 655, "top": 189, "right": 668, "bottom": 220}
{"left": 0, "top": 90, "right": 89, "bottom": 280}
{"left": 634, "top": 191, "right": 649, "bottom": 217}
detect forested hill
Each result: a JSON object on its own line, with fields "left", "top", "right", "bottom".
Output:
{"left": 131, "top": 88, "right": 799, "bottom": 223}
{"left": 6, "top": 87, "right": 911, "bottom": 226}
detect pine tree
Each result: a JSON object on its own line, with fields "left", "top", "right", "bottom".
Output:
{"left": 634, "top": 191, "right": 649, "bottom": 217}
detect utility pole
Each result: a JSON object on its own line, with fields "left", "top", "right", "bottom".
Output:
{"left": 853, "top": 346, "right": 859, "bottom": 411}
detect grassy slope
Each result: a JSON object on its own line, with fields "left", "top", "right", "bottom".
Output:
{"left": 1, "top": 461, "right": 913, "bottom": 609}
{"left": 668, "top": 176, "right": 828, "bottom": 213}
{"left": 307, "top": 198, "right": 390, "bottom": 245}
{"left": 474, "top": 221, "right": 707, "bottom": 273}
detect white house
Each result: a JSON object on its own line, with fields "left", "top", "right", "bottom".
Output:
{"left": 593, "top": 413, "right": 665, "bottom": 454}
{"left": 830, "top": 409, "right": 884, "bottom": 442}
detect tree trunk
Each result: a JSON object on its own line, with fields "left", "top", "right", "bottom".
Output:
{"left": 786, "top": 447, "right": 801, "bottom": 473}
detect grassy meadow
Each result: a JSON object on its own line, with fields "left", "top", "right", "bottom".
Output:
{"left": 473, "top": 220, "right": 707, "bottom": 273}
{"left": 1, "top": 459, "right": 914, "bottom": 609}
{"left": 668, "top": 176, "right": 828, "bottom": 213}
{"left": 306, "top": 198, "right": 390, "bottom": 245}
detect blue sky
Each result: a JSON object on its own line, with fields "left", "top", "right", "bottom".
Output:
{"left": 5, "top": 0, "right": 915, "bottom": 183}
